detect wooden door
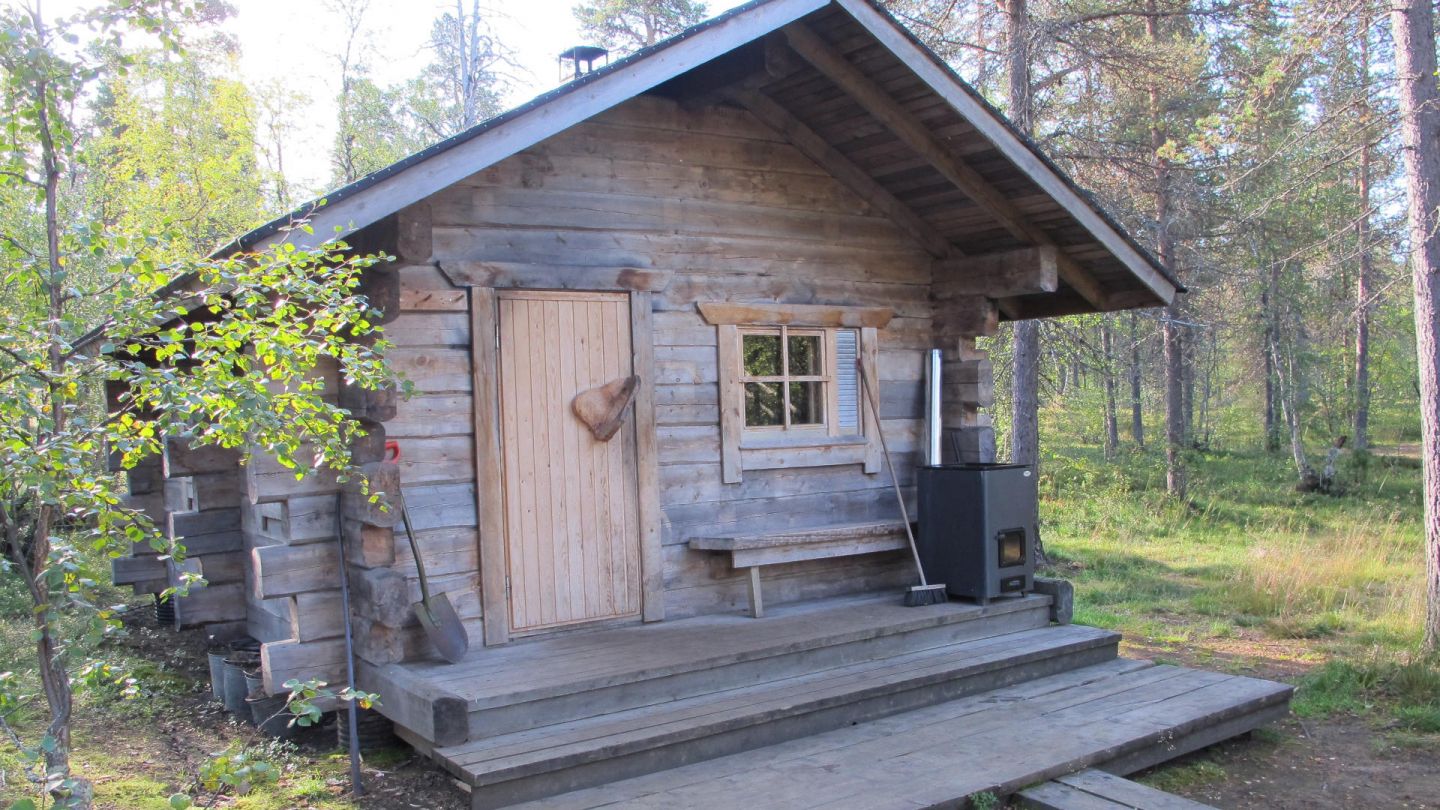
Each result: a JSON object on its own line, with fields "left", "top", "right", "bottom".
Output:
{"left": 496, "top": 290, "right": 642, "bottom": 633}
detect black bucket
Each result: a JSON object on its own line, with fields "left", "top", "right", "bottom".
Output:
{"left": 153, "top": 593, "right": 175, "bottom": 627}
{"left": 336, "top": 706, "right": 397, "bottom": 751}
{"left": 246, "top": 693, "right": 297, "bottom": 739}
{"left": 221, "top": 653, "right": 259, "bottom": 720}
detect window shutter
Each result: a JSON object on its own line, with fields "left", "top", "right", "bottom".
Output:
{"left": 836, "top": 328, "right": 860, "bottom": 433}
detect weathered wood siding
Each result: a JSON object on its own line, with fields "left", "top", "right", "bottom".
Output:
{"left": 241, "top": 256, "right": 486, "bottom": 691}
{"left": 430, "top": 95, "right": 939, "bottom": 618}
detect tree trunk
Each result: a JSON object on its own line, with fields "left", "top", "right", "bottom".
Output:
{"left": 1263, "top": 286, "right": 1279, "bottom": 452}
{"left": 1147, "top": 1, "right": 1185, "bottom": 499}
{"left": 1276, "top": 322, "right": 1314, "bottom": 483}
{"left": 1390, "top": 0, "right": 1440, "bottom": 651}
{"left": 1102, "top": 317, "right": 1120, "bottom": 459}
{"left": 1129, "top": 313, "right": 1144, "bottom": 447}
{"left": 1181, "top": 325, "right": 1195, "bottom": 447}
{"left": 1006, "top": 0, "right": 1040, "bottom": 474}
{"left": 1353, "top": 16, "right": 1375, "bottom": 452}
{"left": 34, "top": 50, "right": 86, "bottom": 806}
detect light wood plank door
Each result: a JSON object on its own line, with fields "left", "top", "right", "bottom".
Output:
{"left": 496, "top": 290, "right": 642, "bottom": 633}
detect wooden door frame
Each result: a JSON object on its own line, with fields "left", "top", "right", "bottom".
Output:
{"left": 471, "top": 286, "right": 664, "bottom": 646}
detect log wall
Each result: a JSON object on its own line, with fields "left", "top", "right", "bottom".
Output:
{"left": 425, "top": 94, "right": 994, "bottom": 619}
{"left": 112, "top": 92, "right": 1000, "bottom": 683}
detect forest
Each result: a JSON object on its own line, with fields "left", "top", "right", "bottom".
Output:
{"left": 0, "top": 0, "right": 1437, "bottom": 807}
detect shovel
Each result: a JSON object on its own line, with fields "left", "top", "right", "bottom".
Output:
{"left": 387, "top": 442, "right": 470, "bottom": 663}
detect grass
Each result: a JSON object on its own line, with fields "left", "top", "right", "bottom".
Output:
{"left": 1038, "top": 402, "right": 1440, "bottom": 751}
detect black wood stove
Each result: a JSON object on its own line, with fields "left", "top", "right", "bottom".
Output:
{"left": 916, "top": 463, "right": 1036, "bottom": 604}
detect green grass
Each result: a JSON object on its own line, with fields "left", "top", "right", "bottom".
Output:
{"left": 1037, "top": 400, "right": 1439, "bottom": 746}
{"left": 1138, "top": 759, "right": 1228, "bottom": 793}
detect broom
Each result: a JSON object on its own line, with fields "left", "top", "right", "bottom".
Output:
{"left": 857, "top": 358, "right": 947, "bottom": 607}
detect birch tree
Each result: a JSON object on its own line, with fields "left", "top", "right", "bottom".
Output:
{"left": 0, "top": 5, "right": 400, "bottom": 804}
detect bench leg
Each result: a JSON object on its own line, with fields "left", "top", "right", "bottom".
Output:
{"left": 746, "top": 566, "right": 764, "bottom": 618}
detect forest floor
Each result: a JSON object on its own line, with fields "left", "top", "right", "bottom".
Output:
{"left": 1, "top": 440, "right": 1436, "bottom": 808}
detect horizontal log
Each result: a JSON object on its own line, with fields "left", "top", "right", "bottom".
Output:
{"left": 350, "top": 566, "right": 413, "bottom": 628}
{"left": 381, "top": 311, "right": 470, "bottom": 348}
{"left": 438, "top": 260, "right": 673, "bottom": 292}
{"left": 399, "top": 264, "right": 468, "bottom": 311}
{"left": 947, "top": 426, "right": 997, "bottom": 463}
{"left": 163, "top": 438, "right": 242, "bottom": 478}
{"left": 173, "top": 582, "right": 246, "bottom": 627}
{"left": 933, "top": 295, "right": 999, "bottom": 338}
{"left": 352, "top": 616, "right": 407, "bottom": 665}
{"left": 253, "top": 542, "right": 340, "bottom": 598}
{"left": 127, "top": 463, "right": 163, "bottom": 496}
{"left": 187, "top": 471, "right": 243, "bottom": 512}
{"left": 343, "top": 519, "right": 396, "bottom": 569}
{"left": 244, "top": 454, "right": 341, "bottom": 505}
{"left": 112, "top": 555, "right": 166, "bottom": 586}
{"left": 697, "top": 301, "right": 893, "bottom": 328}
{"left": 196, "top": 550, "right": 246, "bottom": 585}
{"left": 341, "top": 462, "right": 402, "bottom": 528}
{"left": 933, "top": 246, "right": 1059, "bottom": 299}
{"left": 261, "top": 638, "right": 348, "bottom": 695}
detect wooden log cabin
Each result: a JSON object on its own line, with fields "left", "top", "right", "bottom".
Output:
{"left": 111, "top": 1, "right": 1292, "bottom": 806}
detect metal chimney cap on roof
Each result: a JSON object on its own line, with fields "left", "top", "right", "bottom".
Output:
{"left": 559, "top": 45, "right": 609, "bottom": 61}
{"left": 559, "top": 45, "right": 610, "bottom": 80}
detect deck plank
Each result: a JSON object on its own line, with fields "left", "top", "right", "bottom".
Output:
{"left": 1054, "top": 769, "right": 1217, "bottom": 809}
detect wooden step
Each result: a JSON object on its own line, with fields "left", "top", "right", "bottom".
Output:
{"left": 446, "top": 624, "right": 1121, "bottom": 809}
{"left": 363, "top": 593, "right": 1056, "bottom": 746}
{"left": 513, "top": 659, "right": 1293, "bottom": 810}
{"left": 1018, "top": 769, "right": 1218, "bottom": 810}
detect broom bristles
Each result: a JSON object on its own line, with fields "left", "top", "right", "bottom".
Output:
{"left": 904, "top": 583, "right": 948, "bottom": 606}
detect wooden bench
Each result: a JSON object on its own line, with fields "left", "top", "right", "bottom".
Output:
{"left": 688, "top": 521, "right": 909, "bottom": 618}
{"left": 1017, "top": 768, "right": 1218, "bottom": 809}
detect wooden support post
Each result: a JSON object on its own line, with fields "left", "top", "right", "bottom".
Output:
{"left": 746, "top": 566, "right": 764, "bottom": 618}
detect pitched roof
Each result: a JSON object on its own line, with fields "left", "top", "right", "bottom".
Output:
{"left": 227, "top": 0, "right": 1180, "bottom": 315}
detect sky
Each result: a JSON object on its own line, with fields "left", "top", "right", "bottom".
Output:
{"left": 218, "top": 0, "right": 751, "bottom": 194}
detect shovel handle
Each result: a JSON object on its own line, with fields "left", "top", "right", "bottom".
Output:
{"left": 387, "top": 440, "right": 433, "bottom": 606}
{"left": 397, "top": 492, "right": 433, "bottom": 607}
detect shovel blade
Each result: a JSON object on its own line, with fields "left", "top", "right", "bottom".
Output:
{"left": 416, "top": 593, "right": 469, "bottom": 663}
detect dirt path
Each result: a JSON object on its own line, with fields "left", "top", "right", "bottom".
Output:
{"left": 1147, "top": 717, "right": 1440, "bottom": 809}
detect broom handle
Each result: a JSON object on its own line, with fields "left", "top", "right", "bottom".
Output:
{"left": 857, "top": 358, "right": 928, "bottom": 587}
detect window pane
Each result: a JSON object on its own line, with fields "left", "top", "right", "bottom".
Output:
{"left": 787, "top": 334, "right": 821, "bottom": 376}
{"left": 743, "top": 333, "right": 782, "bottom": 377}
{"left": 835, "top": 329, "right": 859, "bottom": 432}
{"left": 788, "top": 381, "right": 824, "bottom": 425}
{"left": 745, "top": 382, "right": 783, "bottom": 427}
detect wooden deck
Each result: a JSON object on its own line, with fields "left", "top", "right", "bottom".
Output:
{"left": 355, "top": 592, "right": 1291, "bottom": 808}
{"left": 514, "top": 659, "right": 1290, "bottom": 809}
{"left": 359, "top": 593, "right": 1061, "bottom": 746}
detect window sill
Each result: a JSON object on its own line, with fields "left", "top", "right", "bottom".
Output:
{"left": 739, "top": 436, "right": 870, "bottom": 471}
{"left": 740, "top": 433, "right": 866, "bottom": 451}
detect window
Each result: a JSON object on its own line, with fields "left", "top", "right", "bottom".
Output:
{"left": 697, "top": 302, "right": 894, "bottom": 484}
{"left": 740, "top": 327, "right": 852, "bottom": 433}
